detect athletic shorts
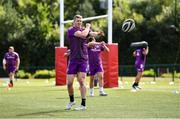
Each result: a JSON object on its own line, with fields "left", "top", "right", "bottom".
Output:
{"left": 67, "top": 60, "right": 88, "bottom": 74}
{"left": 135, "top": 64, "right": 145, "bottom": 72}
{"left": 7, "top": 66, "right": 16, "bottom": 73}
{"left": 89, "top": 64, "right": 103, "bottom": 76}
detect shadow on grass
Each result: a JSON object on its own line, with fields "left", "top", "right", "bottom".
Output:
{"left": 16, "top": 109, "right": 72, "bottom": 117}
{"left": 56, "top": 96, "right": 80, "bottom": 100}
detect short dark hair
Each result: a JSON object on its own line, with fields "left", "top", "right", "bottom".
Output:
{"left": 88, "top": 37, "right": 95, "bottom": 42}
{"left": 73, "top": 15, "right": 82, "bottom": 22}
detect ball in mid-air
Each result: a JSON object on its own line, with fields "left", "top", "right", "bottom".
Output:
{"left": 122, "top": 19, "right": 135, "bottom": 32}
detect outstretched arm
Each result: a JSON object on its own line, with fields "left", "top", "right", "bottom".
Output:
{"left": 101, "top": 41, "right": 109, "bottom": 52}
{"left": 89, "top": 31, "right": 104, "bottom": 37}
{"left": 74, "top": 23, "right": 91, "bottom": 39}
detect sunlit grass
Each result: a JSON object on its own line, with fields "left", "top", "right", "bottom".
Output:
{"left": 0, "top": 77, "right": 180, "bottom": 118}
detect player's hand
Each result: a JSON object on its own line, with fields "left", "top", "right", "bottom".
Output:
{"left": 64, "top": 53, "right": 68, "bottom": 58}
{"left": 98, "top": 31, "right": 105, "bottom": 36}
{"left": 86, "top": 23, "right": 91, "bottom": 28}
{"left": 101, "top": 41, "right": 106, "bottom": 46}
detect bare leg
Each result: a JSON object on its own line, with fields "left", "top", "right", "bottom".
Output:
{"left": 67, "top": 74, "right": 75, "bottom": 101}
{"left": 97, "top": 72, "right": 103, "bottom": 88}
{"left": 97, "top": 72, "right": 107, "bottom": 96}
{"left": 65, "top": 74, "right": 76, "bottom": 110}
{"left": 132, "top": 72, "right": 143, "bottom": 90}
{"left": 89, "top": 75, "right": 94, "bottom": 89}
{"left": 135, "top": 72, "right": 143, "bottom": 83}
{"left": 89, "top": 75, "right": 94, "bottom": 96}
{"left": 8, "top": 72, "right": 15, "bottom": 87}
{"left": 77, "top": 72, "right": 87, "bottom": 99}
{"left": 9, "top": 72, "right": 14, "bottom": 81}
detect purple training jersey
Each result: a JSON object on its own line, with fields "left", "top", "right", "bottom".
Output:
{"left": 67, "top": 27, "right": 88, "bottom": 61}
{"left": 134, "top": 48, "right": 146, "bottom": 72}
{"left": 88, "top": 44, "right": 104, "bottom": 75}
{"left": 4, "top": 52, "right": 19, "bottom": 73}
{"left": 67, "top": 27, "right": 88, "bottom": 74}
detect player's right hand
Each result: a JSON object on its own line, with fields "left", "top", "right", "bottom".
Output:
{"left": 98, "top": 31, "right": 105, "bottom": 36}
{"left": 101, "top": 41, "right": 106, "bottom": 45}
{"left": 86, "top": 23, "right": 91, "bottom": 28}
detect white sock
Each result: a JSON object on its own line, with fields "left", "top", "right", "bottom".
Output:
{"left": 99, "top": 87, "right": 104, "bottom": 92}
{"left": 90, "top": 88, "right": 94, "bottom": 93}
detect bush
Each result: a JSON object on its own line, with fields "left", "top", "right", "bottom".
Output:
{"left": 16, "top": 70, "right": 31, "bottom": 79}
{"left": 33, "top": 69, "right": 55, "bottom": 79}
{"left": 161, "top": 73, "right": 172, "bottom": 78}
{"left": 143, "top": 69, "right": 155, "bottom": 77}
{"left": 175, "top": 73, "right": 180, "bottom": 78}
{"left": 161, "top": 72, "right": 180, "bottom": 78}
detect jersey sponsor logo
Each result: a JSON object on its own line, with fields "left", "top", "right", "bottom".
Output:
{"left": 91, "top": 45, "right": 101, "bottom": 52}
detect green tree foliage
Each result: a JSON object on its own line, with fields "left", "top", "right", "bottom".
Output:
{"left": 0, "top": 0, "right": 58, "bottom": 70}
{"left": 112, "top": 0, "right": 180, "bottom": 64}
{"left": 0, "top": 0, "right": 179, "bottom": 72}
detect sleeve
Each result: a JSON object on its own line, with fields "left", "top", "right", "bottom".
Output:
{"left": 15, "top": 52, "right": 19, "bottom": 59}
{"left": 68, "top": 28, "right": 76, "bottom": 38}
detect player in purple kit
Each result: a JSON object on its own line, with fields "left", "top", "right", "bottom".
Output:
{"left": 132, "top": 46, "right": 149, "bottom": 91}
{"left": 2, "top": 46, "right": 20, "bottom": 87}
{"left": 65, "top": 15, "right": 103, "bottom": 111}
{"left": 88, "top": 37, "right": 109, "bottom": 96}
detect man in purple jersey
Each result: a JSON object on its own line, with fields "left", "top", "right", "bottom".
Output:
{"left": 3, "top": 46, "right": 20, "bottom": 88}
{"left": 132, "top": 46, "right": 149, "bottom": 91}
{"left": 88, "top": 37, "right": 109, "bottom": 96}
{"left": 65, "top": 15, "right": 103, "bottom": 111}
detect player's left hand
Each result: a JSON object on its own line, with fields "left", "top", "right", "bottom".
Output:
{"left": 98, "top": 31, "right": 105, "bottom": 36}
{"left": 64, "top": 53, "right": 69, "bottom": 58}
{"left": 101, "top": 41, "right": 106, "bottom": 45}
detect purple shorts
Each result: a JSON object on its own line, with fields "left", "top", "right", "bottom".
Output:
{"left": 135, "top": 64, "right": 145, "bottom": 72}
{"left": 89, "top": 64, "right": 103, "bottom": 76}
{"left": 7, "top": 66, "right": 16, "bottom": 73}
{"left": 67, "top": 60, "right": 88, "bottom": 74}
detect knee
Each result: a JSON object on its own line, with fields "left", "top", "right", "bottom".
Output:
{"left": 98, "top": 74, "right": 103, "bottom": 80}
{"left": 67, "top": 82, "right": 73, "bottom": 88}
{"left": 79, "top": 80, "right": 85, "bottom": 87}
{"left": 100, "top": 75, "right": 103, "bottom": 79}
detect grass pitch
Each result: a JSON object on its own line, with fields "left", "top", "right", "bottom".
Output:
{"left": 0, "top": 77, "right": 180, "bottom": 118}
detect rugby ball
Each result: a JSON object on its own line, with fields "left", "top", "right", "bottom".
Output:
{"left": 122, "top": 19, "right": 135, "bottom": 32}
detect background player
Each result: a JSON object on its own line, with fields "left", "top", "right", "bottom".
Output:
{"left": 88, "top": 37, "right": 109, "bottom": 96}
{"left": 132, "top": 46, "right": 149, "bottom": 91}
{"left": 2, "top": 46, "right": 20, "bottom": 87}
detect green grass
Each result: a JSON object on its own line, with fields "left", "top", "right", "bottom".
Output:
{"left": 0, "top": 77, "right": 180, "bottom": 118}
